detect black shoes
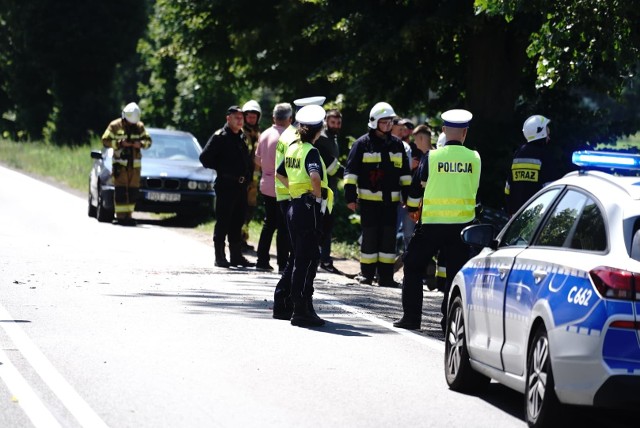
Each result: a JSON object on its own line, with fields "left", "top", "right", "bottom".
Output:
{"left": 215, "top": 258, "right": 230, "bottom": 268}
{"left": 393, "top": 317, "right": 421, "bottom": 330}
{"left": 230, "top": 256, "right": 255, "bottom": 268}
{"left": 354, "top": 274, "right": 373, "bottom": 285}
{"left": 378, "top": 279, "right": 400, "bottom": 288}
{"left": 116, "top": 217, "right": 136, "bottom": 226}
{"left": 319, "top": 261, "right": 343, "bottom": 275}
{"left": 255, "top": 262, "right": 274, "bottom": 271}
{"left": 290, "top": 301, "right": 325, "bottom": 327}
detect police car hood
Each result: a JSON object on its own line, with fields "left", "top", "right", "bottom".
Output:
{"left": 141, "top": 158, "right": 216, "bottom": 182}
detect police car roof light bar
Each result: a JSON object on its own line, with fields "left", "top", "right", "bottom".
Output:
{"left": 572, "top": 150, "right": 640, "bottom": 170}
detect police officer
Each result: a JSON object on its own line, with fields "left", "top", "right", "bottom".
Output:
{"left": 276, "top": 104, "right": 333, "bottom": 327}
{"left": 344, "top": 102, "right": 412, "bottom": 287}
{"left": 505, "top": 115, "right": 553, "bottom": 216}
{"left": 394, "top": 109, "right": 481, "bottom": 331}
{"left": 200, "top": 106, "right": 255, "bottom": 268}
{"left": 101, "top": 102, "right": 152, "bottom": 226}
{"left": 272, "top": 96, "right": 326, "bottom": 320}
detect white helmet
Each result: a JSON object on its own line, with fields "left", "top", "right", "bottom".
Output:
{"left": 368, "top": 102, "right": 396, "bottom": 129}
{"left": 122, "top": 102, "right": 141, "bottom": 124}
{"left": 242, "top": 100, "right": 262, "bottom": 115}
{"left": 522, "top": 115, "right": 551, "bottom": 142}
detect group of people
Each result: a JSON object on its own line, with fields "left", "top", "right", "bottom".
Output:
{"left": 102, "top": 100, "right": 554, "bottom": 331}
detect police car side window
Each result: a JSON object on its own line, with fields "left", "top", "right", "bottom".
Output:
{"left": 570, "top": 198, "right": 606, "bottom": 251}
{"left": 537, "top": 190, "right": 589, "bottom": 248}
{"left": 501, "top": 189, "right": 560, "bottom": 247}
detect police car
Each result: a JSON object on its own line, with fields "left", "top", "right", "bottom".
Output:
{"left": 444, "top": 151, "right": 640, "bottom": 427}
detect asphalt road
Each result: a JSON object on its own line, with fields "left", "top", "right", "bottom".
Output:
{"left": 0, "top": 165, "right": 635, "bottom": 427}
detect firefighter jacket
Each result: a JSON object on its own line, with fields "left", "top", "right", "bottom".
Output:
{"left": 504, "top": 138, "right": 553, "bottom": 215}
{"left": 344, "top": 131, "right": 411, "bottom": 204}
{"left": 101, "top": 119, "right": 152, "bottom": 169}
{"left": 419, "top": 143, "right": 481, "bottom": 224}
{"left": 315, "top": 130, "right": 344, "bottom": 193}
{"left": 200, "top": 123, "right": 252, "bottom": 185}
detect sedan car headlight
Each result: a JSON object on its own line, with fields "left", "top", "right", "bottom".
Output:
{"left": 187, "top": 181, "right": 198, "bottom": 190}
{"left": 197, "top": 182, "right": 210, "bottom": 190}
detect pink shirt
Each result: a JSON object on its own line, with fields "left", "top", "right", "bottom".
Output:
{"left": 255, "top": 124, "right": 286, "bottom": 197}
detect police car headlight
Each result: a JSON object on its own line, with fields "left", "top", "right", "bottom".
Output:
{"left": 187, "top": 181, "right": 198, "bottom": 190}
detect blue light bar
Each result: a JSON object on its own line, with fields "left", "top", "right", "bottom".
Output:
{"left": 572, "top": 151, "right": 640, "bottom": 170}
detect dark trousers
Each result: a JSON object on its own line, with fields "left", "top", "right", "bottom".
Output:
{"left": 257, "top": 195, "right": 290, "bottom": 270}
{"left": 319, "top": 209, "right": 334, "bottom": 263}
{"left": 360, "top": 201, "right": 398, "bottom": 283}
{"left": 287, "top": 196, "right": 322, "bottom": 303}
{"left": 274, "top": 200, "right": 293, "bottom": 307}
{"left": 213, "top": 183, "right": 247, "bottom": 255}
{"left": 401, "top": 222, "right": 472, "bottom": 325}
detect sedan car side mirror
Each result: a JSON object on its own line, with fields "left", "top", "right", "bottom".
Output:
{"left": 461, "top": 224, "right": 498, "bottom": 250}
{"left": 91, "top": 150, "right": 103, "bottom": 160}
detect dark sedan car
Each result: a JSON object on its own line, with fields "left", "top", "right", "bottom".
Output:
{"left": 88, "top": 128, "right": 216, "bottom": 222}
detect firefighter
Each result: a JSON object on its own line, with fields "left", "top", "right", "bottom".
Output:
{"left": 276, "top": 104, "right": 333, "bottom": 327}
{"left": 344, "top": 102, "right": 411, "bottom": 287}
{"left": 241, "top": 100, "right": 262, "bottom": 251}
{"left": 101, "top": 102, "right": 152, "bottom": 226}
{"left": 394, "top": 109, "right": 481, "bottom": 331}
{"left": 504, "top": 115, "right": 553, "bottom": 216}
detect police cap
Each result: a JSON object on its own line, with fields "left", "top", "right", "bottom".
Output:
{"left": 296, "top": 105, "right": 326, "bottom": 126}
{"left": 293, "top": 96, "right": 326, "bottom": 107}
{"left": 441, "top": 109, "right": 473, "bottom": 128}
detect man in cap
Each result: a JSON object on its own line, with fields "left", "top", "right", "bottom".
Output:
{"left": 315, "top": 108, "right": 345, "bottom": 274}
{"left": 394, "top": 109, "right": 481, "bottom": 332}
{"left": 344, "top": 101, "right": 412, "bottom": 288}
{"left": 200, "top": 106, "right": 255, "bottom": 268}
{"left": 101, "top": 102, "right": 152, "bottom": 226}
{"left": 276, "top": 104, "right": 333, "bottom": 327}
{"left": 271, "top": 96, "right": 327, "bottom": 320}
{"left": 504, "top": 115, "right": 554, "bottom": 216}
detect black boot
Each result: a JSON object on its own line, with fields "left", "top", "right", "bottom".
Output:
{"left": 307, "top": 295, "right": 325, "bottom": 326}
{"left": 291, "top": 301, "right": 324, "bottom": 327}
{"left": 229, "top": 242, "right": 255, "bottom": 267}
{"left": 214, "top": 241, "right": 230, "bottom": 268}
{"left": 273, "top": 297, "right": 293, "bottom": 320}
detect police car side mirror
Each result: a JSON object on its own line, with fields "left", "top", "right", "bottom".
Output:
{"left": 461, "top": 224, "right": 498, "bottom": 250}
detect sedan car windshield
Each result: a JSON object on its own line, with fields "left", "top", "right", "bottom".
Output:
{"left": 144, "top": 133, "right": 201, "bottom": 161}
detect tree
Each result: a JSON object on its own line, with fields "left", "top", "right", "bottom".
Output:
{"left": 138, "top": 0, "right": 640, "bottom": 207}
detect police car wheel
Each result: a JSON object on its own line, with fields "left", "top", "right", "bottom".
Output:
{"left": 444, "top": 295, "right": 490, "bottom": 393}
{"left": 525, "top": 325, "right": 561, "bottom": 427}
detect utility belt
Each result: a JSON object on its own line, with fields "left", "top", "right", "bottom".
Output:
{"left": 293, "top": 192, "right": 329, "bottom": 214}
{"left": 217, "top": 172, "right": 247, "bottom": 184}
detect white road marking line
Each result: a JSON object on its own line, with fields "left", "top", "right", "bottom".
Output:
{"left": 0, "top": 347, "right": 62, "bottom": 428}
{"left": 317, "top": 295, "right": 445, "bottom": 353}
{"left": 0, "top": 303, "right": 109, "bottom": 428}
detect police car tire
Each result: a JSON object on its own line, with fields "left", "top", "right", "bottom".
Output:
{"left": 524, "top": 325, "right": 562, "bottom": 428}
{"left": 444, "top": 295, "right": 490, "bottom": 393}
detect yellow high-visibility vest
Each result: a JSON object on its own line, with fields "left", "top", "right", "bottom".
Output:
{"left": 285, "top": 141, "right": 334, "bottom": 213}
{"left": 422, "top": 145, "right": 480, "bottom": 224}
{"left": 275, "top": 125, "right": 298, "bottom": 201}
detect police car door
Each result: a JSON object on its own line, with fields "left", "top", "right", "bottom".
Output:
{"left": 500, "top": 187, "right": 606, "bottom": 377}
{"left": 467, "top": 189, "right": 562, "bottom": 370}
{"left": 486, "top": 188, "right": 561, "bottom": 370}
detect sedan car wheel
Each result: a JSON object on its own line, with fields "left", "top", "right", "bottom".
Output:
{"left": 525, "top": 325, "right": 561, "bottom": 427}
{"left": 96, "top": 187, "right": 114, "bottom": 223}
{"left": 87, "top": 190, "right": 97, "bottom": 218}
{"left": 444, "top": 295, "right": 490, "bottom": 393}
